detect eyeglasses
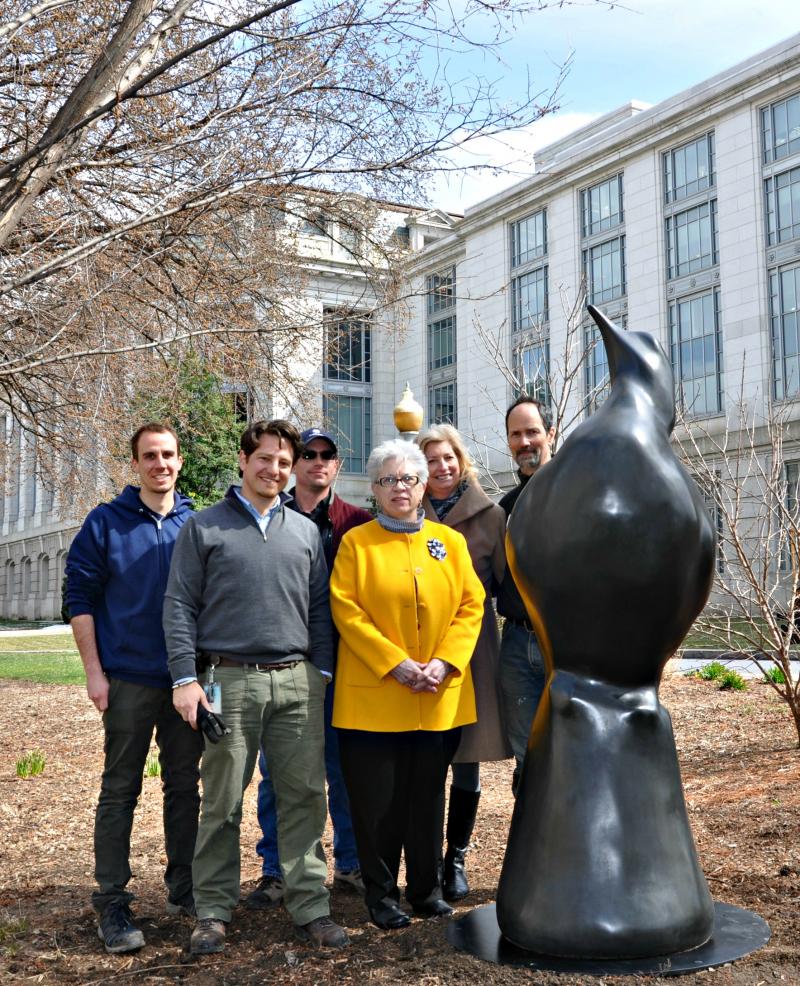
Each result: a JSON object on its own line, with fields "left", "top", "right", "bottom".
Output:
{"left": 300, "top": 449, "right": 337, "bottom": 461}
{"left": 375, "top": 474, "right": 421, "bottom": 488}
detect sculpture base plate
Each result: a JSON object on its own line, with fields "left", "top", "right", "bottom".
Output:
{"left": 446, "top": 902, "right": 770, "bottom": 977}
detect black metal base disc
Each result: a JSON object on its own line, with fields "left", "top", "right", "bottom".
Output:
{"left": 446, "top": 902, "right": 770, "bottom": 977}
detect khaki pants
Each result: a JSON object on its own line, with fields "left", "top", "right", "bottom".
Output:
{"left": 192, "top": 661, "right": 329, "bottom": 924}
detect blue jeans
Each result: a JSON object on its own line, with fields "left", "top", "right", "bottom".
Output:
{"left": 499, "top": 622, "right": 547, "bottom": 783}
{"left": 256, "top": 682, "right": 359, "bottom": 876}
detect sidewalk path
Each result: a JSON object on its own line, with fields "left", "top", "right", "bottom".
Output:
{"left": 0, "top": 624, "right": 70, "bottom": 637}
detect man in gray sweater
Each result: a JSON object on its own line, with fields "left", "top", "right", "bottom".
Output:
{"left": 164, "top": 419, "right": 348, "bottom": 955}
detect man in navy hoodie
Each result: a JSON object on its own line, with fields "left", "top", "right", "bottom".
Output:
{"left": 66, "top": 423, "right": 202, "bottom": 955}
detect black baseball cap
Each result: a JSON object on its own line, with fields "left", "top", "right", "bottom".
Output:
{"left": 301, "top": 427, "right": 338, "bottom": 453}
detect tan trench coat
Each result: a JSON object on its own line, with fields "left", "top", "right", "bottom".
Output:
{"left": 423, "top": 480, "right": 512, "bottom": 762}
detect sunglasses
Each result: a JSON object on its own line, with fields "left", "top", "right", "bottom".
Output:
{"left": 301, "top": 449, "right": 337, "bottom": 461}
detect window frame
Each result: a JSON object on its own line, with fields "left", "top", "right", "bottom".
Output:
{"left": 663, "top": 132, "right": 715, "bottom": 204}
{"left": 583, "top": 235, "right": 626, "bottom": 305}
{"left": 580, "top": 173, "right": 624, "bottom": 238}
{"left": 426, "top": 266, "right": 456, "bottom": 315}
{"left": 765, "top": 164, "right": 800, "bottom": 246}
{"left": 513, "top": 338, "right": 551, "bottom": 407}
{"left": 510, "top": 210, "right": 547, "bottom": 269}
{"left": 762, "top": 90, "right": 800, "bottom": 165}
{"left": 322, "top": 393, "right": 372, "bottom": 474}
{"left": 770, "top": 262, "right": 800, "bottom": 401}
{"left": 665, "top": 200, "right": 718, "bottom": 280}
{"left": 668, "top": 287, "right": 724, "bottom": 418}
{"left": 323, "top": 310, "right": 371, "bottom": 384}
{"left": 428, "top": 381, "right": 457, "bottom": 426}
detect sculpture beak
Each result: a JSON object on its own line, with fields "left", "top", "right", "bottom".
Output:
{"left": 587, "top": 304, "right": 624, "bottom": 385}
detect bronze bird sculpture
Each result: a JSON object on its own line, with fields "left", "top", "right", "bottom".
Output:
{"left": 496, "top": 305, "right": 716, "bottom": 959}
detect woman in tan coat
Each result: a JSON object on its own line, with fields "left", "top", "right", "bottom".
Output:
{"left": 417, "top": 424, "right": 511, "bottom": 902}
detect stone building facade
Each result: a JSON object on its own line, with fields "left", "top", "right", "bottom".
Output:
{"left": 7, "top": 31, "right": 800, "bottom": 619}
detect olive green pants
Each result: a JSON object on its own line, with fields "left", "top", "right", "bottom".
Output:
{"left": 192, "top": 661, "right": 329, "bottom": 925}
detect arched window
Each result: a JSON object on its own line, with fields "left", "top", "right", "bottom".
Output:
{"left": 38, "top": 554, "right": 50, "bottom": 599}
{"left": 21, "top": 556, "right": 32, "bottom": 600}
{"left": 6, "top": 560, "right": 15, "bottom": 601}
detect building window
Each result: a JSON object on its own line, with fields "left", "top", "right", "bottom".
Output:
{"left": 665, "top": 200, "right": 718, "bottom": 279}
{"left": 585, "top": 325, "right": 611, "bottom": 414}
{"left": 669, "top": 289, "right": 723, "bottom": 416}
{"left": 511, "top": 267, "right": 548, "bottom": 333}
{"left": 762, "top": 91, "right": 800, "bottom": 164}
{"left": 581, "top": 174, "right": 623, "bottom": 237}
{"left": 324, "top": 312, "right": 371, "bottom": 383}
{"left": 426, "top": 267, "right": 455, "bottom": 314}
{"left": 584, "top": 316, "right": 629, "bottom": 415}
{"left": 323, "top": 394, "right": 371, "bottom": 474}
{"left": 5, "top": 560, "right": 14, "bottom": 602}
{"left": 429, "top": 382, "right": 457, "bottom": 425}
{"left": 514, "top": 339, "right": 551, "bottom": 407}
{"left": 339, "top": 223, "right": 360, "bottom": 254}
{"left": 583, "top": 236, "right": 626, "bottom": 304}
{"left": 780, "top": 460, "right": 800, "bottom": 571}
{"left": 428, "top": 315, "right": 456, "bottom": 371}
{"left": 300, "top": 210, "right": 330, "bottom": 236}
{"left": 696, "top": 472, "right": 725, "bottom": 575}
{"left": 765, "top": 165, "right": 800, "bottom": 245}
{"left": 664, "top": 133, "right": 715, "bottom": 203}
{"left": 770, "top": 262, "right": 800, "bottom": 400}
{"left": 426, "top": 266, "right": 457, "bottom": 423}
{"left": 511, "top": 210, "right": 546, "bottom": 268}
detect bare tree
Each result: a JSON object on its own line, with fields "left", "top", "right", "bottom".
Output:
{"left": 676, "top": 396, "right": 800, "bottom": 747}
{"left": 468, "top": 279, "right": 593, "bottom": 490}
{"left": 0, "top": 0, "right": 594, "bottom": 465}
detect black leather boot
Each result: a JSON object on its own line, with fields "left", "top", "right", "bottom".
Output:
{"left": 443, "top": 786, "right": 480, "bottom": 902}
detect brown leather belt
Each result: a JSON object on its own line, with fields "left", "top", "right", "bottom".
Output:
{"left": 209, "top": 656, "right": 303, "bottom": 673}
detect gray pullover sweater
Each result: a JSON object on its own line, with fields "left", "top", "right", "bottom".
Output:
{"left": 163, "top": 487, "right": 334, "bottom": 682}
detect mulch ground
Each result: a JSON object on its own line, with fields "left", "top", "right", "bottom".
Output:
{"left": 1, "top": 673, "right": 799, "bottom": 985}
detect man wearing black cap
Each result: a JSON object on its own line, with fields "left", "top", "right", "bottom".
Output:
{"left": 247, "top": 427, "right": 372, "bottom": 909}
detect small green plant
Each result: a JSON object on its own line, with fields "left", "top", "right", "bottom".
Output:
{"left": 144, "top": 754, "right": 161, "bottom": 777}
{"left": 696, "top": 661, "right": 727, "bottom": 681}
{"left": 0, "top": 914, "right": 28, "bottom": 957}
{"left": 719, "top": 670, "right": 747, "bottom": 691}
{"left": 15, "top": 751, "right": 45, "bottom": 778}
{"left": 764, "top": 666, "right": 786, "bottom": 685}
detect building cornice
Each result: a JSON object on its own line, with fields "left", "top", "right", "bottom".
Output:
{"left": 412, "top": 31, "right": 800, "bottom": 268}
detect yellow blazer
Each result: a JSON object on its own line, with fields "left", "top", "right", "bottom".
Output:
{"left": 330, "top": 518, "right": 485, "bottom": 732}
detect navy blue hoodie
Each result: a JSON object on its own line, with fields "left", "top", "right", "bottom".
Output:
{"left": 65, "top": 485, "right": 194, "bottom": 688}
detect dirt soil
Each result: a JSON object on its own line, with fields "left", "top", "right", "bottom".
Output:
{"left": 1, "top": 674, "right": 799, "bottom": 986}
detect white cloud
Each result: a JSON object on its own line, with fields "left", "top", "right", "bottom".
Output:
{"left": 432, "top": 112, "right": 599, "bottom": 212}
{"left": 427, "top": 1, "right": 800, "bottom": 212}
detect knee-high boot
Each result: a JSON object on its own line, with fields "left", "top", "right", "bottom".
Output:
{"left": 442, "top": 786, "right": 480, "bottom": 902}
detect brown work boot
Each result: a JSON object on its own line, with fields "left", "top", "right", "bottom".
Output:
{"left": 189, "top": 918, "right": 227, "bottom": 955}
{"left": 294, "top": 915, "right": 349, "bottom": 949}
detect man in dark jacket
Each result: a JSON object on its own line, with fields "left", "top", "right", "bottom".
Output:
{"left": 66, "top": 423, "right": 202, "bottom": 954}
{"left": 247, "top": 427, "right": 371, "bottom": 909}
{"left": 497, "top": 397, "right": 555, "bottom": 792}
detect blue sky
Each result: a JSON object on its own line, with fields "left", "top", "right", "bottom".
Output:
{"left": 433, "top": 0, "right": 800, "bottom": 211}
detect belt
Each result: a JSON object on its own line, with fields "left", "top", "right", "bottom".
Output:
{"left": 209, "top": 656, "right": 303, "bottom": 673}
{"left": 505, "top": 617, "right": 535, "bottom": 633}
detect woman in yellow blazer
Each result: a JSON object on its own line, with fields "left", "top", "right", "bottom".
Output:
{"left": 330, "top": 439, "right": 484, "bottom": 931}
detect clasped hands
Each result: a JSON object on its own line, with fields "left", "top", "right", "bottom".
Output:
{"left": 390, "top": 657, "right": 451, "bottom": 693}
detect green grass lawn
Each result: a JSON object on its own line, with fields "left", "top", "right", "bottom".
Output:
{"left": 681, "top": 617, "right": 776, "bottom": 650}
{"left": 0, "top": 632, "right": 83, "bottom": 685}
